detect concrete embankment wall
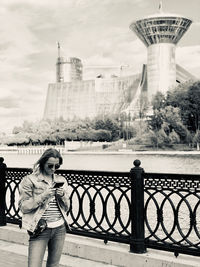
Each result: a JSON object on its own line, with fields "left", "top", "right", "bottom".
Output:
{"left": 0, "top": 224, "right": 199, "bottom": 267}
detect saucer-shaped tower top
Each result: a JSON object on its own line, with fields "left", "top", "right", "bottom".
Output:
{"left": 129, "top": 11, "right": 192, "bottom": 101}
{"left": 130, "top": 13, "right": 192, "bottom": 47}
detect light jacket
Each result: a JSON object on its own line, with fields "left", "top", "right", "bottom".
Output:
{"left": 18, "top": 172, "right": 70, "bottom": 233}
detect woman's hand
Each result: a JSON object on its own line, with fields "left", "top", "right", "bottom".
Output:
{"left": 56, "top": 187, "right": 65, "bottom": 198}
{"left": 42, "top": 187, "right": 56, "bottom": 200}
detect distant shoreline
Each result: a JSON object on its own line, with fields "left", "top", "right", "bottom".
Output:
{"left": 63, "top": 150, "right": 200, "bottom": 155}
{"left": 1, "top": 147, "right": 200, "bottom": 156}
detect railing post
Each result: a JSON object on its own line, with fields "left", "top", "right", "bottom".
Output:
{"left": 0, "top": 167, "right": 7, "bottom": 226}
{"left": 130, "top": 159, "right": 146, "bottom": 253}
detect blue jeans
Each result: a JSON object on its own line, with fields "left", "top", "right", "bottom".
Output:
{"left": 28, "top": 224, "right": 66, "bottom": 267}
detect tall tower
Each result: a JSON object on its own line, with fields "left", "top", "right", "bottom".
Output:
{"left": 129, "top": 2, "right": 192, "bottom": 101}
{"left": 56, "top": 42, "right": 65, "bottom": 82}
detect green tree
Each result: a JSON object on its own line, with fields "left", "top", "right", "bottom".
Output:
{"left": 169, "top": 130, "right": 180, "bottom": 144}
{"left": 148, "top": 109, "right": 163, "bottom": 132}
{"left": 94, "top": 119, "right": 105, "bottom": 130}
{"left": 12, "top": 126, "right": 23, "bottom": 134}
{"left": 104, "top": 118, "right": 120, "bottom": 141}
{"left": 146, "top": 128, "right": 170, "bottom": 148}
{"left": 151, "top": 91, "right": 166, "bottom": 111}
{"left": 187, "top": 81, "right": 200, "bottom": 131}
{"left": 148, "top": 93, "right": 190, "bottom": 145}
{"left": 93, "top": 117, "right": 120, "bottom": 141}
{"left": 6, "top": 133, "right": 30, "bottom": 146}
{"left": 95, "top": 129, "right": 112, "bottom": 142}
{"left": 166, "top": 80, "right": 200, "bottom": 132}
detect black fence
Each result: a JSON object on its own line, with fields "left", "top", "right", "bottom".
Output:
{"left": 0, "top": 160, "right": 200, "bottom": 257}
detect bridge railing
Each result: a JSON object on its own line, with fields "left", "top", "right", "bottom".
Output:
{"left": 0, "top": 160, "right": 200, "bottom": 257}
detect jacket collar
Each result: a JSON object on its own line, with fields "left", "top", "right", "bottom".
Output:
{"left": 36, "top": 173, "right": 61, "bottom": 184}
{"left": 37, "top": 173, "right": 52, "bottom": 184}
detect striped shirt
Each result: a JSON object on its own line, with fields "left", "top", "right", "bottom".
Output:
{"left": 41, "top": 196, "right": 62, "bottom": 223}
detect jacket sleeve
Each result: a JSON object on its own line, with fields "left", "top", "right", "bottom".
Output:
{"left": 18, "top": 175, "right": 47, "bottom": 214}
{"left": 59, "top": 178, "right": 70, "bottom": 212}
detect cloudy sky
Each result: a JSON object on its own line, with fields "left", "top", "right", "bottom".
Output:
{"left": 0, "top": 0, "right": 199, "bottom": 133}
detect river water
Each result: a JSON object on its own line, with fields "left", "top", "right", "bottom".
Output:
{"left": 2, "top": 151, "right": 200, "bottom": 174}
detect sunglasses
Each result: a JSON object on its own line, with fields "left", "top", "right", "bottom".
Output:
{"left": 47, "top": 164, "right": 60, "bottom": 170}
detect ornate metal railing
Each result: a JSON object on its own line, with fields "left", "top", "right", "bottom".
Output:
{"left": 59, "top": 169, "right": 131, "bottom": 244}
{"left": 0, "top": 161, "right": 200, "bottom": 257}
{"left": 3, "top": 168, "right": 32, "bottom": 225}
{"left": 144, "top": 172, "right": 200, "bottom": 256}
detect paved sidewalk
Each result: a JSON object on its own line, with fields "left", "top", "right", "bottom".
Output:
{"left": 0, "top": 240, "right": 118, "bottom": 267}
{"left": 0, "top": 247, "right": 66, "bottom": 267}
{"left": 0, "top": 250, "right": 68, "bottom": 267}
{"left": 0, "top": 250, "right": 30, "bottom": 267}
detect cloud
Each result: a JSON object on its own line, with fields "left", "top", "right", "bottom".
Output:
{"left": 193, "top": 22, "right": 200, "bottom": 26}
{"left": 0, "top": 0, "right": 73, "bottom": 8}
{"left": 0, "top": 107, "right": 20, "bottom": 116}
{"left": 0, "top": 0, "right": 199, "bottom": 133}
{"left": 176, "top": 45, "right": 200, "bottom": 78}
{"left": 0, "top": 97, "right": 20, "bottom": 109}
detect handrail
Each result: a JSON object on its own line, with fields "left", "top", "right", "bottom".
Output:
{"left": 1, "top": 162, "right": 200, "bottom": 257}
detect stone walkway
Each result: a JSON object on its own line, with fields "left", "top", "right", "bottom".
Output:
{"left": 0, "top": 240, "right": 118, "bottom": 267}
{"left": 0, "top": 243, "right": 66, "bottom": 267}
{"left": 0, "top": 250, "right": 30, "bottom": 267}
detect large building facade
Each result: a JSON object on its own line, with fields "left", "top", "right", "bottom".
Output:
{"left": 43, "top": 70, "right": 141, "bottom": 120}
{"left": 43, "top": 8, "right": 196, "bottom": 121}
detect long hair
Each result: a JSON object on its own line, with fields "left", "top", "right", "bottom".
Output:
{"left": 33, "top": 148, "right": 63, "bottom": 174}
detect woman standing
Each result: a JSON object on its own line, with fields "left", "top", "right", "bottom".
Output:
{"left": 19, "top": 148, "right": 70, "bottom": 267}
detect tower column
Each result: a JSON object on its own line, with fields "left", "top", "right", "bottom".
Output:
{"left": 56, "top": 57, "right": 65, "bottom": 82}
{"left": 56, "top": 42, "right": 65, "bottom": 83}
{"left": 147, "top": 43, "right": 176, "bottom": 100}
